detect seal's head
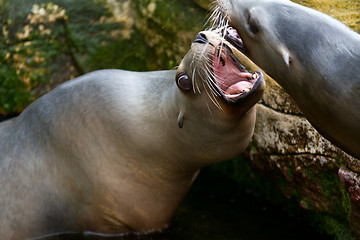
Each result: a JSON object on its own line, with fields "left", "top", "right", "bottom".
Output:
{"left": 213, "top": 0, "right": 357, "bottom": 89}
{"left": 175, "top": 28, "right": 265, "bottom": 117}
{"left": 213, "top": 0, "right": 360, "bottom": 158}
{"left": 213, "top": 0, "right": 298, "bottom": 84}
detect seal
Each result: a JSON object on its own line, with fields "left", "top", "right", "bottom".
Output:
{"left": 215, "top": 0, "right": 360, "bottom": 158}
{"left": 0, "top": 29, "right": 265, "bottom": 239}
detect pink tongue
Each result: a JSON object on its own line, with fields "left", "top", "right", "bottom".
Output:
{"left": 225, "top": 81, "right": 253, "bottom": 95}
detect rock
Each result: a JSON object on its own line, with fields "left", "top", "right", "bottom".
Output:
{"left": 339, "top": 168, "right": 360, "bottom": 238}
{"left": 217, "top": 71, "right": 359, "bottom": 239}
{"left": 0, "top": 0, "right": 207, "bottom": 117}
{"left": 0, "top": 2, "right": 81, "bottom": 115}
{"left": 239, "top": 1, "right": 360, "bottom": 237}
{"left": 212, "top": 1, "right": 360, "bottom": 238}
{"left": 215, "top": 80, "right": 356, "bottom": 238}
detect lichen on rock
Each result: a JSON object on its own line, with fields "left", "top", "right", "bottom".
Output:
{"left": 0, "top": 2, "right": 79, "bottom": 115}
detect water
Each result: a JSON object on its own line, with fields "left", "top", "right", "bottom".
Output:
{"left": 39, "top": 168, "right": 332, "bottom": 240}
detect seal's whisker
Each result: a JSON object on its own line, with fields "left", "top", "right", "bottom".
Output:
{"left": 193, "top": 60, "right": 203, "bottom": 94}
{"left": 209, "top": 1, "right": 220, "bottom": 13}
{"left": 205, "top": 4, "right": 221, "bottom": 29}
{"left": 195, "top": 79, "right": 201, "bottom": 94}
{"left": 218, "top": 9, "right": 228, "bottom": 29}
{"left": 209, "top": 6, "right": 224, "bottom": 30}
{"left": 197, "top": 43, "right": 212, "bottom": 80}
{"left": 204, "top": 64, "right": 223, "bottom": 96}
{"left": 218, "top": 20, "right": 229, "bottom": 59}
{"left": 204, "top": 77, "right": 223, "bottom": 110}
{"left": 203, "top": 60, "right": 225, "bottom": 85}
{"left": 190, "top": 54, "right": 202, "bottom": 94}
{"left": 207, "top": 2, "right": 229, "bottom": 32}
{"left": 207, "top": 7, "right": 218, "bottom": 30}
{"left": 189, "top": 57, "right": 196, "bottom": 93}
{"left": 202, "top": 75, "right": 221, "bottom": 109}
{"left": 193, "top": 65, "right": 201, "bottom": 94}
{"left": 196, "top": 57, "right": 223, "bottom": 110}
{"left": 206, "top": 103, "right": 214, "bottom": 117}
{"left": 204, "top": 76, "right": 226, "bottom": 108}
{"left": 203, "top": 56, "right": 215, "bottom": 71}
{"left": 214, "top": 10, "right": 224, "bottom": 30}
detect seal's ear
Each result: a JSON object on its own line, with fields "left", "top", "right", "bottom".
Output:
{"left": 277, "top": 45, "right": 292, "bottom": 69}
{"left": 176, "top": 73, "right": 192, "bottom": 91}
{"left": 247, "top": 8, "right": 261, "bottom": 35}
{"left": 177, "top": 111, "right": 184, "bottom": 129}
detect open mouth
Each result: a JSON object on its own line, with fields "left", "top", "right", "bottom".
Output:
{"left": 212, "top": 27, "right": 262, "bottom": 104}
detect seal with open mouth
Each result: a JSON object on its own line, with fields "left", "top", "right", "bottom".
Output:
{"left": 0, "top": 29, "right": 264, "bottom": 239}
{"left": 176, "top": 28, "right": 265, "bottom": 112}
{"left": 214, "top": 0, "right": 360, "bottom": 159}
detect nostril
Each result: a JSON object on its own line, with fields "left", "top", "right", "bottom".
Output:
{"left": 199, "top": 33, "right": 207, "bottom": 40}
{"left": 193, "top": 32, "right": 207, "bottom": 44}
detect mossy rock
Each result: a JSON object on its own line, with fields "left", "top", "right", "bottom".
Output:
{"left": 0, "top": 2, "right": 80, "bottom": 115}
{"left": 209, "top": 1, "right": 359, "bottom": 238}
{"left": 0, "top": 0, "right": 208, "bottom": 116}
{"left": 130, "top": 0, "right": 207, "bottom": 70}
{"left": 212, "top": 153, "right": 354, "bottom": 239}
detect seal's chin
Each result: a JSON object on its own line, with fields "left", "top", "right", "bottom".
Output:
{"left": 212, "top": 32, "right": 260, "bottom": 104}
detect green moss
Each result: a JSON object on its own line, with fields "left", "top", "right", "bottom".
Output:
{"left": 0, "top": 2, "right": 85, "bottom": 115}
{"left": 339, "top": 177, "right": 353, "bottom": 224}
{"left": 0, "top": 0, "right": 207, "bottom": 115}
{"left": 212, "top": 153, "right": 354, "bottom": 239}
{"left": 0, "top": 63, "right": 32, "bottom": 114}
{"left": 48, "top": 0, "right": 121, "bottom": 73}
{"left": 87, "top": 28, "right": 158, "bottom": 71}
{"left": 212, "top": 155, "right": 288, "bottom": 204}
{"left": 135, "top": 0, "right": 206, "bottom": 32}
{"left": 319, "top": 169, "right": 352, "bottom": 220}
{"left": 312, "top": 214, "right": 354, "bottom": 240}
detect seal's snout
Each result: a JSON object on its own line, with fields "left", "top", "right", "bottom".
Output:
{"left": 193, "top": 32, "right": 208, "bottom": 44}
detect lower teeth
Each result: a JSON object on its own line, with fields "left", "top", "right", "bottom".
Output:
{"left": 252, "top": 72, "right": 259, "bottom": 79}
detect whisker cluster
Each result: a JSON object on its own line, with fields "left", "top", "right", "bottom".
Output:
{"left": 191, "top": 44, "right": 223, "bottom": 110}
{"left": 190, "top": 0, "right": 238, "bottom": 110}
{"left": 207, "top": 1, "right": 229, "bottom": 32}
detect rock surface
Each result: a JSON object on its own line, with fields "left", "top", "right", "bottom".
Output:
{"left": 217, "top": 0, "right": 360, "bottom": 237}
{"left": 0, "top": 0, "right": 207, "bottom": 116}
{"left": 247, "top": 1, "right": 360, "bottom": 238}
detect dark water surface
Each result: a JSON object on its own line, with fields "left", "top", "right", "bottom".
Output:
{"left": 40, "top": 168, "right": 332, "bottom": 240}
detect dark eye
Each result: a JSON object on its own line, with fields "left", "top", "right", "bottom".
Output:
{"left": 176, "top": 73, "right": 192, "bottom": 91}
{"left": 247, "top": 9, "right": 260, "bottom": 35}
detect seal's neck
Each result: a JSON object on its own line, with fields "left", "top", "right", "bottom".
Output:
{"left": 84, "top": 70, "right": 255, "bottom": 234}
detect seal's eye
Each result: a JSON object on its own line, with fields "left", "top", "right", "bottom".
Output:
{"left": 247, "top": 8, "right": 260, "bottom": 35}
{"left": 176, "top": 74, "right": 192, "bottom": 91}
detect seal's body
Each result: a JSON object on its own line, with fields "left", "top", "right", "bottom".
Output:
{"left": 216, "top": 0, "right": 360, "bottom": 158}
{"left": 0, "top": 30, "right": 264, "bottom": 239}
